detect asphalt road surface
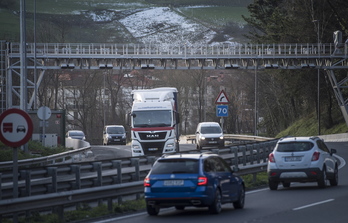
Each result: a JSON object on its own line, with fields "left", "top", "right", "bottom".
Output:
{"left": 91, "top": 142, "right": 348, "bottom": 223}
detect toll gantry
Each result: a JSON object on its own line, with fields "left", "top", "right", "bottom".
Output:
{"left": 1, "top": 41, "right": 348, "bottom": 125}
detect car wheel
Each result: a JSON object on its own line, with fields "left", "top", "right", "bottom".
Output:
{"left": 269, "top": 180, "right": 278, "bottom": 190}
{"left": 282, "top": 182, "right": 291, "bottom": 188}
{"left": 209, "top": 190, "right": 222, "bottom": 214}
{"left": 233, "top": 186, "right": 245, "bottom": 209}
{"left": 318, "top": 167, "right": 328, "bottom": 188}
{"left": 175, "top": 205, "right": 185, "bottom": 210}
{"left": 146, "top": 204, "right": 160, "bottom": 216}
{"left": 329, "top": 166, "right": 338, "bottom": 186}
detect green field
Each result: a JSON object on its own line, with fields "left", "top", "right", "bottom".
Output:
{"left": 0, "top": 1, "right": 250, "bottom": 42}
{"left": 179, "top": 6, "right": 249, "bottom": 28}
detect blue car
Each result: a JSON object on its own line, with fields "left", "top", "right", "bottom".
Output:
{"left": 144, "top": 153, "right": 245, "bottom": 215}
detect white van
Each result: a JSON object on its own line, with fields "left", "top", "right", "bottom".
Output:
{"left": 195, "top": 122, "right": 224, "bottom": 150}
{"left": 102, "top": 125, "right": 126, "bottom": 145}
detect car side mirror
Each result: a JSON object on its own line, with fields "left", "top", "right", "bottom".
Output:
{"left": 231, "top": 166, "right": 239, "bottom": 173}
{"left": 330, "top": 148, "right": 337, "bottom": 155}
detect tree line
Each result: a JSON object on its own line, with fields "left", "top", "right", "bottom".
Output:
{"left": 242, "top": 0, "right": 348, "bottom": 136}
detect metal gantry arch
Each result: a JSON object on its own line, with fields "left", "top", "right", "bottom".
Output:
{"left": 1, "top": 41, "right": 348, "bottom": 126}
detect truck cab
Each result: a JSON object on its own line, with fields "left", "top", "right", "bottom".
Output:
{"left": 127, "top": 88, "right": 180, "bottom": 156}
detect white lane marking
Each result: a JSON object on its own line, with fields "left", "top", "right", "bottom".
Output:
{"left": 246, "top": 188, "right": 269, "bottom": 194}
{"left": 293, "top": 199, "right": 335, "bottom": 211}
{"left": 334, "top": 154, "right": 346, "bottom": 169}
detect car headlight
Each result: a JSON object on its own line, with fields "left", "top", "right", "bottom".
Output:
{"left": 220, "top": 136, "right": 224, "bottom": 140}
{"left": 200, "top": 136, "right": 206, "bottom": 140}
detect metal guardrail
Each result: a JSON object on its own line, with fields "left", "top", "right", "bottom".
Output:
{"left": 0, "top": 145, "right": 91, "bottom": 170}
{"left": 0, "top": 140, "right": 277, "bottom": 201}
{"left": 185, "top": 134, "right": 274, "bottom": 144}
{"left": 0, "top": 163, "right": 268, "bottom": 217}
{"left": 7, "top": 42, "right": 345, "bottom": 57}
{"left": 0, "top": 181, "right": 144, "bottom": 216}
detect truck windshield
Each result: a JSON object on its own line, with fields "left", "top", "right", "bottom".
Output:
{"left": 133, "top": 110, "right": 172, "bottom": 127}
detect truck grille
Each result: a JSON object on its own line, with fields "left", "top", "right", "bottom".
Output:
{"left": 138, "top": 132, "right": 167, "bottom": 140}
{"left": 141, "top": 142, "right": 165, "bottom": 155}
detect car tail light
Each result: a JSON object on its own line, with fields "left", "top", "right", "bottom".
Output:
{"left": 144, "top": 177, "right": 151, "bottom": 187}
{"left": 197, "top": 176, "right": 208, "bottom": 186}
{"left": 269, "top": 153, "right": 275, "bottom": 163}
{"left": 312, "top": 151, "right": 320, "bottom": 161}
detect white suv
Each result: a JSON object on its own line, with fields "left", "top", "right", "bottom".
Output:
{"left": 267, "top": 136, "right": 338, "bottom": 190}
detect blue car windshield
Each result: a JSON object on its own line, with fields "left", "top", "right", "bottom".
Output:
{"left": 151, "top": 159, "right": 199, "bottom": 174}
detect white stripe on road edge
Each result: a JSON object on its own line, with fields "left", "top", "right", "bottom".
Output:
{"left": 293, "top": 199, "right": 334, "bottom": 211}
{"left": 334, "top": 154, "right": 346, "bottom": 169}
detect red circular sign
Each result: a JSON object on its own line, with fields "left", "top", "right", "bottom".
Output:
{"left": 0, "top": 108, "right": 33, "bottom": 147}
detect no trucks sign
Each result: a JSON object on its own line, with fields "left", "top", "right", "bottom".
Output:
{"left": 0, "top": 108, "right": 33, "bottom": 147}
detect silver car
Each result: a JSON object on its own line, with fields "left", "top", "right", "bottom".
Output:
{"left": 267, "top": 136, "right": 338, "bottom": 190}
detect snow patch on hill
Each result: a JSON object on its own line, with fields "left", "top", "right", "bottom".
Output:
{"left": 119, "top": 7, "right": 220, "bottom": 46}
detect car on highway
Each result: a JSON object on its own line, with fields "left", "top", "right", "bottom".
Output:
{"left": 102, "top": 125, "right": 126, "bottom": 145}
{"left": 267, "top": 136, "right": 338, "bottom": 190}
{"left": 195, "top": 122, "right": 224, "bottom": 150}
{"left": 144, "top": 153, "right": 245, "bottom": 215}
{"left": 65, "top": 130, "right": 86, "bottom": 141}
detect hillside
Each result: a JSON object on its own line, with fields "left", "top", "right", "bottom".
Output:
{"left": 0, "top": 0, "right": 251, "bottom": 44}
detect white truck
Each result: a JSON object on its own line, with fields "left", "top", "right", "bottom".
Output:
{"left": 127, "top": 87, "right": 180, "bottom": 156}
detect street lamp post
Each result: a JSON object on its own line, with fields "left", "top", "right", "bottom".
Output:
{"left": 313, "top": 20, "right": 320, "bottom": 135}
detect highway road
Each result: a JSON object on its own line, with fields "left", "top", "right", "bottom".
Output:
{"left": 90, "top": 144, "right": 198, "bottom": 160}
{"left": 91, "top": 142, "right": 348, "bottom": 223}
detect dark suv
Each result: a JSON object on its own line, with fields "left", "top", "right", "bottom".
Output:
{"left": 144, "top": 153, "right": 245, "bottom": 215}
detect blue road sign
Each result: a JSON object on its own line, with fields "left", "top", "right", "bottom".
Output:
{"left": 216, "top": 105, "right": 228, "bottom": 117}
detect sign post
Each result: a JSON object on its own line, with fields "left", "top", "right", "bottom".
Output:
{"left": 215, "top": 90, "right": 230, "bottom": 131}
{"left": 37, "top": 106, "right": 52, "bottom": 146}
{"left": 0, "top": 108, "right": 33, "bottom": 199}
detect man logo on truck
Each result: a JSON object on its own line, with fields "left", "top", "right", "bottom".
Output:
{"left": 146, "top": 134, "right": 160, "bottom": 138}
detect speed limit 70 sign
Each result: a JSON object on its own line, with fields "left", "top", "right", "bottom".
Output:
{"left": 216, "top": 105, "right": 228, "bottom": 117}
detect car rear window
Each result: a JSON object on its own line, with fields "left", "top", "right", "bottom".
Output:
{"left": 276, "top": 142, "right": 314, "bottom": 152}
{"left": 150, "top": 159, "right": 199, "bottom": 174}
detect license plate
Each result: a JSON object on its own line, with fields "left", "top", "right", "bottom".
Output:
{"left": 208, "top": 141, "right": 217, "bottom": 144}
{"left": 148, "top": 148, "right": 158, "bottom": 151}
{"left": 114, "top": 139, "right": 120, "bottom": 141}
{"left": 285, "top": 156, "right": 302, "bottom": 162}
{"left": 164, "top": 180, "right": 184, "bottom": 186}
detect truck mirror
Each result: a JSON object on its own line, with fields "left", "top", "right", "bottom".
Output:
{"left": 176, "top": 112, "right": 180, "bottom": 124}
{"left": 125, "top": 113, "right": 130, "bottom": 126}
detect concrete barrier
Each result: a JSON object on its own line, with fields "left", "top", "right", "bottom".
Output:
{"left": 320, "top": 133, "right": 348, "bottom": 142}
